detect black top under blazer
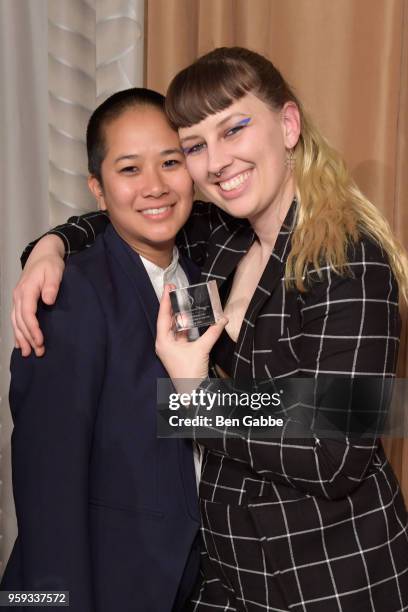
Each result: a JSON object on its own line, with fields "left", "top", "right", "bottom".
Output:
{"left": 21, "top": 201, "right": 408, "bottom": 612}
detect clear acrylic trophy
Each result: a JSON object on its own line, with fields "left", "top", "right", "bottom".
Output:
{"left": 169, "top": 280, "right": 223, "bottom": 331}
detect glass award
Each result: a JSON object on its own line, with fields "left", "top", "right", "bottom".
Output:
{"left": 170, "top": 280, "right": 224, "bottom": 331}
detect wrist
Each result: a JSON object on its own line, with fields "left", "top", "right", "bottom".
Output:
{"left": 25, "top": 233, "right": 65, "bottom": 268}
{"left": 43, "top": 233, "right": 66, "bottom": 258}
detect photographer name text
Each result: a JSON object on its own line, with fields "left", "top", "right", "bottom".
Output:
{"left": 168, "top": 414, "right": 283, "bottom": 427}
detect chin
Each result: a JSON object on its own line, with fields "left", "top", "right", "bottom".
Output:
{"left": 220, "top": 202, "right": 258, "bottom": 220}
{"left": 146, "top": 232, "right": 176, "bottom": 245}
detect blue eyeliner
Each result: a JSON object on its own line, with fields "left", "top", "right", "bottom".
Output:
{"left": 235, "top": 117, "right": 251, "bottom": 127}
{"left": 182, "top": 117, "right": 251, "bottom": 155}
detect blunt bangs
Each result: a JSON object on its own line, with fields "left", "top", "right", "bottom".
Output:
{"left": 165, "top": 47, "right": 299, "bottom": 130}
{"left": 165, "top": 51, "right": 259, "bottom": 129}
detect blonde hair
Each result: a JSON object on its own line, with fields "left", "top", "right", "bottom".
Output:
{"left": 166, "top": 47, "right": 408, "bottom": 303}
{"left": 291, "top": 113, "right": 408, "bottom": 302}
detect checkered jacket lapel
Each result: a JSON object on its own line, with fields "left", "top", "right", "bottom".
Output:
{"left": 201, "top": 201, "right": 297, "bottom": 379}
{"left": 201, "top": 220, "right": 253, "bottom": 285}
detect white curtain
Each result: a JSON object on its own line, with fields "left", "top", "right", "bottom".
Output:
{"left": 0, "top": 0, "right": 49, "bottom": 572}
{"left": 0, "top": 0, "right": 145, "bottom": 573}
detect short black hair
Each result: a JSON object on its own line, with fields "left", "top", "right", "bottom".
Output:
{"left": 86, "top": 88, "right": 166, "bottom": 185}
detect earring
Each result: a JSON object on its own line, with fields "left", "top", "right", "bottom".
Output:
{"left": 285, "top": 148, "right": 296, "bottom": 171}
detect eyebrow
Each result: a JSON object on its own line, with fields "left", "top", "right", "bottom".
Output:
{"left": 179, "top": 113, "right": 250, "bottom": 144}
{"left": 217, "top": 113, "right": 249, "bottom": 127}
{"left": 114, "top": 148, "right": 183, "bottom": 163}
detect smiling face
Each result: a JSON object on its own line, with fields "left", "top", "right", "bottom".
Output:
{"left": 179, "top": 92, "right": 300, "bottom": 225}
{"left": 88, "top": 105, "right": 193, "bottom": 264}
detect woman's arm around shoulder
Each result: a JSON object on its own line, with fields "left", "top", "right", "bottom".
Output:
{"left": 13, "top": 211, "right": 110, "bottom": 356}
{"left": 21, "top": 210, "right": 110, "bottom": 267}
{"left": 177, "top": 200, "right": 242, "bottom": 265}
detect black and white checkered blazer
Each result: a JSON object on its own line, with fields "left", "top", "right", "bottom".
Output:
{"left": 26, "top": 201, "right": 408, "bottom": 611}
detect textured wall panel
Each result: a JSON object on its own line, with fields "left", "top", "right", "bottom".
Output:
{"left": 48, "top": 0, "right": 144, "bottom": 225}
{"left": 48, "top": 0, "right": 96, "bottom": 223}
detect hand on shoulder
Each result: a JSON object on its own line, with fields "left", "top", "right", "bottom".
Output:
{"left": 12, "top": 234, "right": 66, "bottom": 357}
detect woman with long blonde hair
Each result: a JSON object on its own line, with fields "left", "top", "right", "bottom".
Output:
{"left": 12, "top": 48, "right": 408, "bottom": 611}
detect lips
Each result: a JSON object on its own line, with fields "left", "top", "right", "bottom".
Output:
{"left": 217, "top": 170, "right": 251, "bottom": 197}
{"left": 137, "top": 203, "right": 176, "bottom": 220}
{"left": 140, "top": 205, "right": 172, "bottom": 216}
{"left": 218, "top": 170, "right": 251, "bottom": 192}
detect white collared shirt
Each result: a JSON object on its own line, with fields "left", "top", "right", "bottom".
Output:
{"left": 140, "top": 247, "right": 202, "bottom": 488}
{"left": 140, "top": 246, "right": 185, "bottom": 303}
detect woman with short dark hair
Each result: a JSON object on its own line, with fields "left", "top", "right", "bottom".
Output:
{"left": 3, "top": 88, "right": 202, "bottom": 612}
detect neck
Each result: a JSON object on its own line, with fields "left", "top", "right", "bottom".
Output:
{"left": 248, "top": 176, "right": 295, "bottom": 252}
{"left": 112, "top": 225, "right": 175, "bottom": 268}
{"left": 133, "top": 241, "right": 175, "bottom": 268}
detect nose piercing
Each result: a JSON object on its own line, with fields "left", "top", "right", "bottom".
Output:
{"left": 215, "top": 170, "right": 222, "bottom": 177}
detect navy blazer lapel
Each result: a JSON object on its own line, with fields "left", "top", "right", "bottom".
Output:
{"left": 179, "top": 254, "right": 201, "bottom": 285}
{"left": 103, "top": 224, "right": 159, "bottom": 340}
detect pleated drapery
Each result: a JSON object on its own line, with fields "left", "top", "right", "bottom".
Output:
{"left": 0, "top": 0, "right": 49, "bottom": 572}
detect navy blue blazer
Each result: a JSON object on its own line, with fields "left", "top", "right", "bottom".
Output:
{"left": 2, "top": 224, "right": 201, "bottom": 611}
